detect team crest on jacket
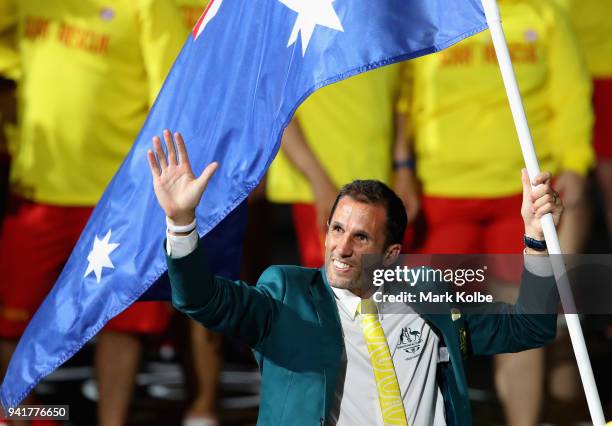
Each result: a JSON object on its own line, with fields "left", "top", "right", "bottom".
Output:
{"left": 397, "top": 327, "right": 423, "bottom": 358}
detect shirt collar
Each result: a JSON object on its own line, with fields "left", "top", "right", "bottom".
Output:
{"left": 330, "top": 286, "right": 363, "bottom": 321}
{"left": 321, "top": 267, "right": 385, "bottom": 321}
{"left": 330, "top": 286, "right": 386, "bottom": 322}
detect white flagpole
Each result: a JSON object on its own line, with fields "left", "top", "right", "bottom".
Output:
{"left": 480, "top": 1, "right": 606, "bottom": 424}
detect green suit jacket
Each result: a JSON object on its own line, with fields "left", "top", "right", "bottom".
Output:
{"left": 167, "top": 243, "right": 559, "bottom": 426}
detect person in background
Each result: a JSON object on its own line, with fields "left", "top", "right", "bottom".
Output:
{"left": 553, "top": 0, "right": 612, "bottom": 244}
{"left": 174, "top": 2, "right": 222, "bottom": 425}
{"left": 0, "top": 0, "right": 18, "bottom": 222}
{"left": 397, "top": 0, "right": 593, "bottom": 424}
{"left": 266, "top": 65, "right": 419, "bottom": 269}
{"left": 0, "top": 2, "right": 184, "bottom": 425}
{"left": 552, "top": 0, "right": 612, "bottom": 413}
{"left": 176, "top": 0, "right": 207, "bottom": 31}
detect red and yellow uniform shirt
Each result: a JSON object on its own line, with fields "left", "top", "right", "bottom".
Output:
{"left": 553, "top": 0, "right": 612, "bottom": 78}
{"left": 10, "top": 0, "right": 184, "bottom": 205}
{"left": 174, "top": 0, "right": 209, "bottom": 32}
{"left": 401, "top": 0, "right": 593, "bottom": 198}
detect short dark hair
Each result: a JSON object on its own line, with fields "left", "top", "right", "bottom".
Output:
{"left": 327, "top": 180, "right": 407, "bottom": 248}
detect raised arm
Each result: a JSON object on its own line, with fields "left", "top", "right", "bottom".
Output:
{"left": 392, "top": 63, "right": 421, "bottom": 224}
{"left": 147, "top": 130, "right": 279, "bottom": 347}
{"left": 466, "top": 169, "right": 563, "bottom": 354}
{"left": 147, "top": 129, "right": 218, "bottom": 229}
{"left": 281, "top": 117, "right": 338, "bottom": 232}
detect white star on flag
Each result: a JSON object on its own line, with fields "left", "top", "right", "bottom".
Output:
{"left": 278, "top": 0, "right": 344, "bottom": 56}
{"left": 84, "top": 230, "right": 120, "bottom": 283}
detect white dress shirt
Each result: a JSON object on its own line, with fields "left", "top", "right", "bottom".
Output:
{"left": 328, "top": 286, "right": 447, "bottom": 426}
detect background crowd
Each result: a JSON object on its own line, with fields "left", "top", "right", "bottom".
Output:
{"left": 0, "top": 0, "right": 610, "bottom": 425}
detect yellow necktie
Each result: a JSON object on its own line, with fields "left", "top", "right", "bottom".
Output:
{"left": 359, "top": 299, "right": 408, "bottom": 426}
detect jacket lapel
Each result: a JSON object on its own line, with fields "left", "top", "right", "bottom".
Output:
{"left": 311, "top": 269, "right": 344, "bottom": 417}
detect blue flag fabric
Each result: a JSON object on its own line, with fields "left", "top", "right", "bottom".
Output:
{"left": 1, "top": 0, "right": 487, "bottom": 408}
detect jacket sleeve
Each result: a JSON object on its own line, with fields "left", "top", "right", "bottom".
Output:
{"left": 464, "top": 268, "right": 559, "bottom": 355}
{"left": 167, "top": 240, "right": 285, "bottom": 348}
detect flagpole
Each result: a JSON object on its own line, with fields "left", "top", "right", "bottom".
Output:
{"left": 480, "top": 0, "right": 606, "bottom": 424}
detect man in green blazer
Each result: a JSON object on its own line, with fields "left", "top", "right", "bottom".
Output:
{"left": 147, "top": 130, "right": 563, "bottom": 426}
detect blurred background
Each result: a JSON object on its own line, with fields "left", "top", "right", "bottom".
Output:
{"left": 0, "top": 0, "right": 611, "bottom": 425}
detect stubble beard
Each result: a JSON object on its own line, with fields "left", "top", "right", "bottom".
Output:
{"left": 325, "top": 262, "right": 362, "bottom": 291}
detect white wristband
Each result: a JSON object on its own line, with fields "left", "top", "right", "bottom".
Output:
{"left": 166, "top": 217, "right": 197, "bottom": 234}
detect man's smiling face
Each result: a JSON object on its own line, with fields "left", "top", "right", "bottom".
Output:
{"left": 324, "top": 196, "right": 388, "bottom": 294}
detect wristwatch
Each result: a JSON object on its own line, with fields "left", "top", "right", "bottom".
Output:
{"left": 392, "top": 158, "right": 415, "bottom": 170}
{"left": 524, "top": 235, "right": 547, "bottom": 252}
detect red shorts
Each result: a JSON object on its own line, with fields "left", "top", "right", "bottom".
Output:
{"left": 593, "top": 78, "right": 612, "bottom": 160}
{"left": 0, "top": 197, "right": 170, "bottom": 339}
{"left": 410, "top": 194, "right": 525, "bottom": 282}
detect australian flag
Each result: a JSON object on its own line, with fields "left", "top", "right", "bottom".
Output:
{"left": 1, "top": 0, "right": 487, "bottom": 408}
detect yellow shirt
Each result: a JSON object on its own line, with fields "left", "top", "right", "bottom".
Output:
{"left": 10, "top": 0, "right": 184, "bottom": 205}
{"left": 553, "top": 0, "right": 612, "bottom": 78}
{"left": 174, "top": 0, "right": 209, "bottom": 31}
{"left": 404, "top": 0, "right": 594, "bottom": 198}
{"left": 0, "top": 0, "right": 18, "bottom": 80}
{"left": 267, "top": 65, "right": 401, "bottom": 203}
